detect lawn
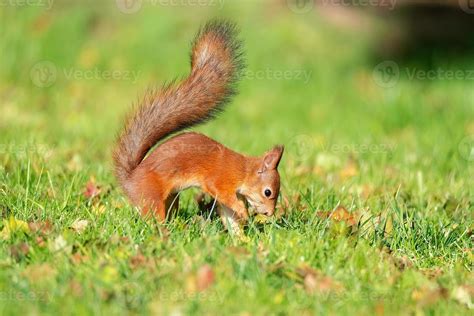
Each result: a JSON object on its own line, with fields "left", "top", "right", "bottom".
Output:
{"left": 0, "top": 1, "right": 473, "bottom": 315}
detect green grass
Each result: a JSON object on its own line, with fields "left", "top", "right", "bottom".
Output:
{"left": 0, "top": 1, "right": 473, "bottom": 315}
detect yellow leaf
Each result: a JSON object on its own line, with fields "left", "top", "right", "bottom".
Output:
{"left": 254, "top": 214, "right": 270, "bottom": 224}
{"left": 1, "top": 216, "right": 30, "bottom": 240}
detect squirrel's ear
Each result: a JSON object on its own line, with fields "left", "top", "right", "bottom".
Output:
{"left": 259, "top": 145, "right": 284, "bottom": 173}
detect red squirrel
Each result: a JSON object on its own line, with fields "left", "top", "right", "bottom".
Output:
{"left": 113, "top": 21, "right": 284, "bottom": 234}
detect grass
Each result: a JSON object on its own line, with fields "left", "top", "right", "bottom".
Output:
{"left": 0, "top": 1, "right": 473, "bottom": 315}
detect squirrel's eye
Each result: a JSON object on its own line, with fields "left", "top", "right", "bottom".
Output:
{"left": 264, "top": 189, "right": 272, "bottom": 198}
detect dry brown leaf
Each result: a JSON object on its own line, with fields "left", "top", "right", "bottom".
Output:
{"left": 339, "top": 160, "right": 359, "bottom": 180}
{"left": 10, "top": 242, "right": 30, "bottom": 260}
{"left": 130, "top": 252, "right": 147, "bottom": 270}
{"left": 83, "top": 179, "right": 101, "bottom": 199}
{"left": 317, "top": 206, "right": 358, "bottom": 227}
{"left": 420, "top": 268, "right": 443, "bottom": 280}
{"left": 411, "top": 286, "right": 448, "bottom": 307}
{"left": 71, "top": 252, "right": 88, "bottom": 265}
{"left": 296, "top": 264, "right": 344, "bottom": 295}
{"left": 28, "top": 220, "right": 53, "bottom": 235}
{"left": 35, "top": 236, "right": 46, "bottom": 248}
{"left": 393, "top": 255, "right": 413, "bottom": 271}
{"left": 196, "top": 264, "right": 215, "bottom": 292}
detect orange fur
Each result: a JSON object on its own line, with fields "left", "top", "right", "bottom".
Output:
{"left": 113, "top": 21, "right": 284, "bottom": 228}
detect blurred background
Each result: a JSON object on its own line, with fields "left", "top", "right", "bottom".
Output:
{"left": 1, "top": 0, "right": 473, "bottom": 196}
{"left": 1, "top": 1, "right": 473, "bottom": 314}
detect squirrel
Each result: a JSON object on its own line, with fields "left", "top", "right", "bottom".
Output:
{"left": 113, "top": 20, "right": 284, "bottom": 235}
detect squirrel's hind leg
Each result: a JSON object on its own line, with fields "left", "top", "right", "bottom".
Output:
{"left": 134, "top": 173, "right": 170, "bottom": 221}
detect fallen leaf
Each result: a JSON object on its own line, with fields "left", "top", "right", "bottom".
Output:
{"left": 331, "top": 206, "right": 358, "bottom": 226}
{"left": 28, "top": 221, "right": 53, "bottom": 235}
{"left": 130, "top": 252, "right": 153, "bottom": 270}
{"left": 196, "top": 264, "right": 215, "bottom": 292}
{"left": 254, "top": 214, "right": 270, "bottom": 224}
{"left": 1, "top": 216, "right": 30, "bottom": 240}
{"left": 83, "top": 178, "right": 101, "bottom": 199}
{"left": 411, "top": 286, "right": 448, "bottom": 307}
{"left": 393, "top": 255, "right": 413, "bottom": 271}
{"left": 10, "top": 242, "right": 30, "bottom": 260}
{"left": 374, "top": 302, "right": 385, "bottom": 316}
{"left": 50, "top": 235, "right": 70, "bottom": 253}
{"left": 420, "top": 268, "right": 443, "bottom": 279}
{"left": 70, "top": 252, "right": 88, "bottom": 265}
{"left": 92, "top": 204, "right": 106, "bottom": 215}
{"left": 296, "top": 264, "right": 344, "bottom": 294}
{"left": 339, "top": 160, "right": 359, "bottom": 180}
{"left": 317, "top": 206, "right": 359, "bottom": 236}
{"left": 70, "top": 219, "right": 89, "bottom": 234}
{"left": 35, "top": 236, "right": 46, "bottom": 247}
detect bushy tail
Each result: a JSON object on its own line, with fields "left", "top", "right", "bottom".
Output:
{"left": 113, "top": 20, "right": 244, "bottom": 188}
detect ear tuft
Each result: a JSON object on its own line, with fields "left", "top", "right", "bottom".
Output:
{"left": 260, "top": 145, "right": 284, "bottom": 172}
